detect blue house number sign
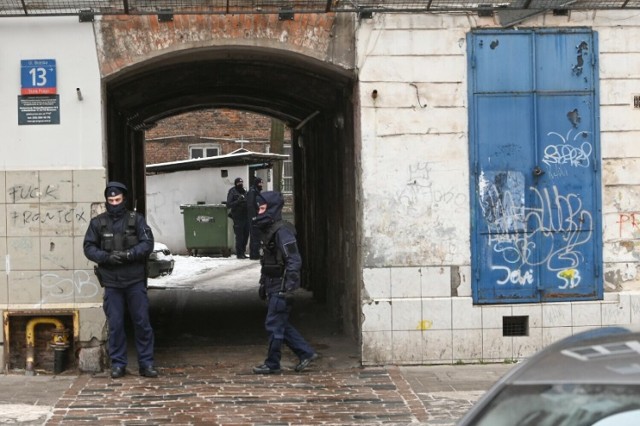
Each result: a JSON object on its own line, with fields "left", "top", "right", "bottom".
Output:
{"left": 21, "top": 59, "right": 57, "bottom": 95}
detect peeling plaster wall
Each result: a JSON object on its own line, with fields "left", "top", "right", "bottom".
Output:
{"left": 357, "top": 11, "right": 640, "bottom": 365}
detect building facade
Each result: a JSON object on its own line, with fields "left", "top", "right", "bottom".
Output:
{"left": 0, "top": 7, "right": 639, "bottom": 371}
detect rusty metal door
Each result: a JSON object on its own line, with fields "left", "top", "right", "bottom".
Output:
{"left": 468, "top": 29, "right": 602, "bottom": 304}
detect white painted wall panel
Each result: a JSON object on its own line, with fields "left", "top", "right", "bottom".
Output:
{"left": 599, "top": 52, "right": 640, "bottom": 79}
{"left": 599, "top": 79, "right": 640, "bottom": 106}
{"left": 360, "top": 136, "right": 470, "bottom": 266}
{"left": 358, "top": 56, "right": 465, "bottom": 82}
{"left": 602, "top": 158, "right": 640, "bottom": 185}
{"left": 0, "top": 17, "right": 102, "bottom": 170}
{"left": 602, "top": 185, "right": 640, "bottom": 214}
{"left": 601, "top": 131, "right": 640, "bottom": 159}
{"left": 363, "top": 29, "right": 467, "bottom": 56}
{"left": 598, "top": 26, "right": 640, "bottom": 53}
{"left": 360, "top": 106, "right": 467, "bottom": 138}
{"left": 600, "top": 105, "right": 640, "bottom": 132}
{"left": 359, "top": 82, "right": 465, "bottom": 108}
{"left": 146, "top": 167, "right": 246, "bottom": 254}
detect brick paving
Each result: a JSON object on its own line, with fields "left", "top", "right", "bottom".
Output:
{"left": 0, "top": 346, "right": 511, "bottom": 426}
{"left": 40, "top": 343, "right": 512, "bottom": 426}
{"left": 47, "top": 365, "right": 429, "bottom": 425}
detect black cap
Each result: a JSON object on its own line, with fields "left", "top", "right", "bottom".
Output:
{"left": 234, "top": 177, "right": 243, "bottom": 185}
{"left": 104, "top": 181, "right": 128, "bottom": 198}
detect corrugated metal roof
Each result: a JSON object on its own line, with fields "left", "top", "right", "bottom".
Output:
{"left": 1, "top": 0, "right": 638, "bottom": 17}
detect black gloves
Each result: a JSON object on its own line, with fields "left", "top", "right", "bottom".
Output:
{"left": 106, "top": 251, "right": 130, "bottom": 265}
{"left": 106, "top": 252, "right": 124, "bottom": 265}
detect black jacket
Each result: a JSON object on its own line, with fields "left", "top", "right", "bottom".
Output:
{"left": 83, "top": 209, "right": 154, "bottom": 288}
{"left": 246, "top": 185, "right": 262, "bottom": 220}
{"left": 226, "top": 186, "right": 248, "bottom": 221}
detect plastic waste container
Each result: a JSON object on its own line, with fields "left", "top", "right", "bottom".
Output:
{"left": 180, "top": 204, "right": 233, "bottom": 257}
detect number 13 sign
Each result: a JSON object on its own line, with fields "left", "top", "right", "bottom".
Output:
{"left": 21, "top": 59, "right": 57, "bottom": 95}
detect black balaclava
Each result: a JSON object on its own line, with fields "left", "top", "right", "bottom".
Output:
{"left": 253, "top": 191, "right": 284, "bottom": 230}
{"left": 104, "top": 181, "right": 128, "bottom": 218}
{"left": 255, "top": 177, "right": 263, "bottom": 192}
{"left": 234, "top": 177, "right": 244, "bottom": 191}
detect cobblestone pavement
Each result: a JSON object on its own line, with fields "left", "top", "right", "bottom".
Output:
{"left": 41, "top": 345, "right": 514, "bottom": 426}
{"left": 2, "top": 262, "right": 516, "bottom": 425}
{"left": 0, "top": 347, "right": 513, "bottom": 425}
{"left": 45, "top": 344, "right": 427, "bottom": 425}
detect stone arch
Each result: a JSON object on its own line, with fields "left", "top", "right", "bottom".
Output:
{"left": 98, "top": 14, "right": 361, "bottom": 339}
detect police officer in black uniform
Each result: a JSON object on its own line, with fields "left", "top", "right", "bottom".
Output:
{"left": 246, "top": 177, "right": 264, "bottom": 260}
{"left": 83, "top": 181, "right": 158, "bottom": 379}
{"left": 251, "top": 191, "right": 318, "bottom": 374}
{"left": 226, "top": 177, "right": 250, "bottom": 259}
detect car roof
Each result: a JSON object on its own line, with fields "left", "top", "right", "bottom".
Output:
{"left": 506, "top": 326, "right": 640, "bottom": 385}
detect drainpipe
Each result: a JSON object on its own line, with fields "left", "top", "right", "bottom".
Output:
{"left": 25, "top": 317, "right": 70, "bottom": 376}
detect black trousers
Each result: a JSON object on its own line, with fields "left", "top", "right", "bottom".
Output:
{"left": 233, "top": 219, "right": 250, "bottom": 256}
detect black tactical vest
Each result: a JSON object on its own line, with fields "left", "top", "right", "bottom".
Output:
{"left": 98, "top": 211, "right": 139, "bottom": 252}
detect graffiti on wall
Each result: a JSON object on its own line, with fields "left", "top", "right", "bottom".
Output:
{"left": 617, "top": 213, "right": 640, "bottom": 238}
{"left": 477, "top": 122, "right": 595, "bottom": 291}
{"left": 396, "top": 161, "right": 467, "bottom": 213}
{"left": 3, "top": 175, "right": 98, "bottom": 303}
{"left": 42, "top": 270, "right": 101, "bottom": 300}
{"left": 479, "top": 173, "right": 592, "bottom": 290}
{"left": 7, "top": 183, "right": 61, "bottom": 203}
{"left": 379, "top": 160, "right": 467, "bottom": 263}
{"left": 542, "top": 128, "right": 592, "bottom": 169}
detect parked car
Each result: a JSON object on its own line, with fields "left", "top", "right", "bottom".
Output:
{"left": 147, "top": 242, "right": 175, "bottom": 278}
{"left": 457, "top": 326, "right": 640, "bottom": 426}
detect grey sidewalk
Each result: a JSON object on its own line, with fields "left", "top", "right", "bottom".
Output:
{"left": 0, "top": 361, "right": 515, "bottom": 425}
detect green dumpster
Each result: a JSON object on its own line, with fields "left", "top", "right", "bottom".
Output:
{"left": 180, "top": 204, "right": 233, "bottom": 257}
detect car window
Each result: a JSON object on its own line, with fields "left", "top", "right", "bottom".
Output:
{"left": 469, "top": 384, "right": 640, "bottom": 426}
{"left": 591, "top": 409, "right": 640, "bottom": 426}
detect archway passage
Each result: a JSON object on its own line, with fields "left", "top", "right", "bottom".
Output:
{"left": 105, "top": 47, "right": 360, "bottom": 351}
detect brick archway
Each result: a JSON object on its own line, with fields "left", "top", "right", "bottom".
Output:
{"left": 98, "top": 13, "right": 361, "bottom": 340}
{"left": 95, "top": 14, "right": 356, "bottom": 79}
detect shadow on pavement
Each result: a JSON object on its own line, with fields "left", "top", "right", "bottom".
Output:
{"left": 148, "top": 276, "right": 361, "bottom": 371}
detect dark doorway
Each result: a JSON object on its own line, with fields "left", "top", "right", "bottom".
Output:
{"left": 105, "top": 47, "right": 361, "bottom": 353}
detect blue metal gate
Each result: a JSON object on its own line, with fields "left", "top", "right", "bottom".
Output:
{"left": 468, "top": 29, "right": 602, "bottom": 304}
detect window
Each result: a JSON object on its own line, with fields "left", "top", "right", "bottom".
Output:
{"left": 282, "top": 144, "right": 293, "bottom": 193}
{"left": 189, "top": 144, "right": 220, "bottom": 159}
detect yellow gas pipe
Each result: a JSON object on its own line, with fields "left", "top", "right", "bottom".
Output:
{"left": 25, "top": 317, "right": 69, "bottom": 376}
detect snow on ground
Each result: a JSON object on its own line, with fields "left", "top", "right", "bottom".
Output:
{"left": 148, "top": 255, "right": 261, "bottom": 291}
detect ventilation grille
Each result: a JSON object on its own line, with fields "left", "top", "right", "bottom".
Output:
{"left": 503, "top": 316, "right": 529, "bottom": 336}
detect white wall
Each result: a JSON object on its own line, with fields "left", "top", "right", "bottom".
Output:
{"left": 356, "top": 11, "right": 640, "bottom": 365}
{"left": 0, "top": 17, "right": 103, "bottom": 170}
{"left": 0, "top": 17, "right": 107, "bottom": 370}
{"left": 146, "top": 166, "right": 251, "bottom": 254}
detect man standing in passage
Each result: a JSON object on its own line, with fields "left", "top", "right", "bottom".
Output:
{"left": 227, "top": 177, "right": 250, "bottom": 259}
{"left": 252, "top": 191, "right": 318, "bottom": 374}
{"left": 83, "top": 181, "right": 158, "bottom": 379}
{"left": 246, "top": 177, "right": 264, "bottom": 260}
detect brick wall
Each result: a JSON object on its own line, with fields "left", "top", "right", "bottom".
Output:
{"left": 145, "top": 109, "right": 276, "bottom": 164}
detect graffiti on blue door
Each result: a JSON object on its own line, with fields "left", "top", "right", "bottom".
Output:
{"left": 469, "top": 29, "right": 602, "bottom": 304}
